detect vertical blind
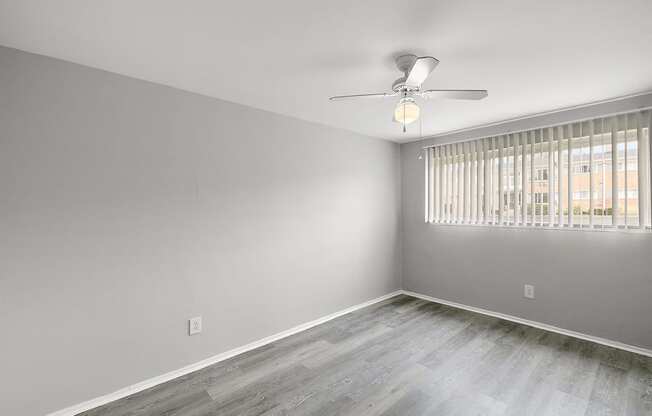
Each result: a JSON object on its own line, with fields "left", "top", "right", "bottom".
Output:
{"left": 424, "top": 110, "right": 652, "bottom": 230}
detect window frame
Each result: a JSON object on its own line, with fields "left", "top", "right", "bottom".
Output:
{"left": 423, "top": 110, "right": 652, "bottom": 232}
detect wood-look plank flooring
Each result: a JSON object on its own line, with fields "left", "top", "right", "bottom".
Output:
{"left": 79, "top": 295, "right": 652, "bottom": 416}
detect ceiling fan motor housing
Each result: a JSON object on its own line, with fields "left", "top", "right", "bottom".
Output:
{"left": 393, "top": 54, "right": 420, "bottom": 93}
{"left": 392, "top": 77, "right": 419, "bottom": 94}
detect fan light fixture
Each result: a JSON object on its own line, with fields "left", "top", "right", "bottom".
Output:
{"left": 393, "top": 97, "right": 420, "bottom": 125}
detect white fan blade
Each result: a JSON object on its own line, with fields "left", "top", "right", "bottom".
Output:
{"left": 420, "top": 89, "right": 488, "bottom": 100}
{"left": 329, "top": 92, "right": 397, "bottom": 101}
{"left": 405, "top": 56, "right": 439, "bottom": 87}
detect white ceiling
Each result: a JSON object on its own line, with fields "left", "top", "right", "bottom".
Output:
{"left": 1, "top": 0, "right": 651, "bottom": 143}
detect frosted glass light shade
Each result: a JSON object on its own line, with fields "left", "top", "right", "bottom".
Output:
{"left": 393, "top": 98, "right": 420, "bottom": 125}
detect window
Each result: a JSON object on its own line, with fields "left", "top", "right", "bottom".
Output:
{"left": 424, "top": 110, "right": 652, "bottom": 230}
{"left": 573, "top": 164, "right": 590, "bottom": 174}
{"left": 535, "top": 168, "right": 548, "bottom": 181}
{"left": 534, "top": 192, "right": 548, "bottom": 203}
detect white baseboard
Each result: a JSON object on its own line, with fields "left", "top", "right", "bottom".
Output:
{"left": 47, "top": 290, "right": 402, "bottom": 416}
{"left": 401, "top": 290, "right": 652, "bottom": 358}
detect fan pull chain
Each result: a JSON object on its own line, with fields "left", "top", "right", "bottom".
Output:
{"left": 403, "top": 101, "right": 407, "bottom": 133}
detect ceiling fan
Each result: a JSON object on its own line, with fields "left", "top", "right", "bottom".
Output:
{"left": 329, "top": 54, "right": 488, "bottom": 132}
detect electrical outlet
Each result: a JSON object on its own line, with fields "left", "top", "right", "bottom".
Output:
{"left": 189, "top": 316, "right": 202, "bottom": 335}
{"left": 524, "top": 284, "right": 535, "bottom": 299}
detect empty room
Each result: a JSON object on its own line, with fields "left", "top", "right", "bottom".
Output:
{"left": 2, "top": 1, "right": 652, "bottom": 415}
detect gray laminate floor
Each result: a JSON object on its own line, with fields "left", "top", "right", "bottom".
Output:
{"left": 79, "top": 295, "right": 652, "bottom": 416}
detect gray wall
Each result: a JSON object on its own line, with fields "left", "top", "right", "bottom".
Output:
{"left": 0, "top": 46, "right": 401, "bottom": 416}
{"left": 401, "top": 94, "right": 652, "bottom": 353}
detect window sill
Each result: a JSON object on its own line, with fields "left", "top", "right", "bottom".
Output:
{"left": 426, "top": 221, "right": 652, "bottom": 234}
